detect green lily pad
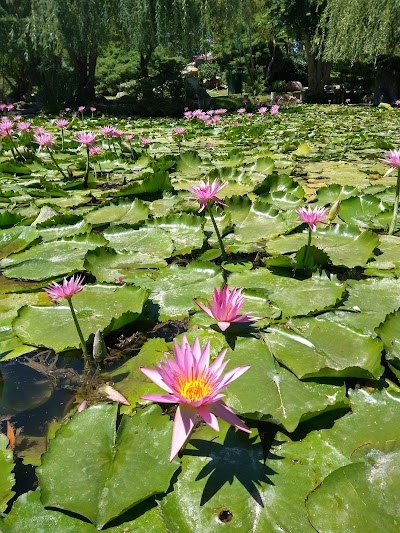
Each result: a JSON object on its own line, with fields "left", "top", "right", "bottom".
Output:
{"left": 234, "top": 201, "right": 292, "bottom": 243}
{"left": 146, "top": 213, "right": 204, "bottom": 255}
{"left": 37, "top": 404, "right": 178, "bottom": 529}
{"left": 0, "top": 490, "right": 167, "bottom": 532}
{"left": 146, "top": 262, "right": 224, "bottom": 320}
{"left": 0, "top": 226, "right": 39, "bottom": 259}
{"left": 267, "top": 224, "right": 379, "bottom": 268}
{"left": 103, "top": 226, "right": 173, "bottom": 257}
{"left": 228, "top": 269, "right": 345, "bottom": 317}
{"left": 306, "top": 455, "right": 400, "bottom": 532}
{"left": 225, "top": 337, "right": 348, "bottom": 431}
{"left": 323, "top": 277, "right": 400, "bottom": 335}
{"left": 338, "top": 195, "right": 391, "bottom": 228}
{"left": 12, "top": 284, "right": 148, "bottom": 352}
{"left": 85, "top": 247, "right": 167, "bottom": 281}
{"left": 85, "top": 198, "right": 149, "bottom": 226}
{"left": 263, "top": 316, "right": 384, "bottom": 379}
{"left": 160, "top": 422, "right": 274, "bottom": 532}
{"left": 0, "top": 434, "right": 15, "bottom": 513}
{"left": 0, "top": 234, "right": 106, "bottom": 280}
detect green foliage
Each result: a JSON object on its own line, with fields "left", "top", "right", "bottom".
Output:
{"left": 320, "top": 0, "right": 400, "bottom": 62}
{"left": 198, "top": 61, "right": 221, "bottom": 80}
{"left": 96, "top": 44, "right": 139, "bottom": 96}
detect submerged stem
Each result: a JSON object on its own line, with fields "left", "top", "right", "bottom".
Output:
{"left": 303, "top": 226, "right": 312, "bottom": 265}
{"left": 83, "top": 147, "right": 90, "bottom": 188}
{"left": 47, "top": 148, "right": 68, "bottom": 179}
{"left": 207, "top": 203, "right": 227, "bottom": 259}
{"left": 67, "top": 298, "right": 89, "bottom": 370}
{"left": 388, "top": 167, "right": 400, "bottom": 235}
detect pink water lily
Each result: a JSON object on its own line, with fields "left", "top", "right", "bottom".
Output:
{"left": 295, "top": 205, "right": 329, "bottom": 232}
{"left": 189, "top": 178, "right": 227, "bottom": 213}
{"left": 381, "top": 149, "right": 400, "bottom": 176}
{"left": 195, "top": 285, "right": 258, "bottom": 331}
{"left": 34, "top": 132, "right": 54, "bottom": 151}
{"left": 75, "top": 131, "right": 97, "bottom": 149}
{"left": 140, "top": 336, "right": 250, "bottom": 461}
{"left": 44, "top": 274, "right": 85, "bottom": 301}
{"left": 55, "top": 119, "right": 69, "bottom": 128}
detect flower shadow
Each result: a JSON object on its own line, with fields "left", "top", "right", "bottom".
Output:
{"left": 183, "top": 426, "right": 280, "bottom": 507}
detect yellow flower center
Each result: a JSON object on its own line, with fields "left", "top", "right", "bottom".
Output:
{"left": 179, "top": 377, "right": 211, "bottom": 402}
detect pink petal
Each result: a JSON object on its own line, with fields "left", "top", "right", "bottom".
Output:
{"left": 170, "top": 404, "right": 197, "bottom": 462}
{"left": 210, "top": 401, "right": 251, "bottom": 433}
{"left": 215, "top": 365, "right": 251, "bottom": 390}
{"left": 140, "top": 393, "right": 178, "bottom": 403}
{"left": 99, "top": 384, "right": 130, "bottom": 405}
{"left": 194, "top": 299, "right": 215, "bottom": 319}
{"left": 140, "top": 367, "right": 173, "bottom": 393}
{"left": 197, "top": 405, "right": 219, "bottom": 431}
{"left": 217, "top": 321, "right": 231, "bottom": 331}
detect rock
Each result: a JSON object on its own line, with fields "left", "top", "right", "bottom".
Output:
{"left": 286, "top": 81, "right": 303, "bottom": 91}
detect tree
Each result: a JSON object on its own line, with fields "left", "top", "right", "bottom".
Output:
{"left": 319, "top": 0, "right": 400, "bottom": 63}
{"left": 268, "top": 0, "right": 331, "bottom": 100}
{"left": 31, "top": 0, "right": 118, "bottom": 102}
{"left": 319, "top": 0, "right": 400, "bottom": 102}
{"left": 117, "top": 0, "right": 201, "bottom": 98}
{"left": 0, "top": 0, "right": 37, "bottom": 100}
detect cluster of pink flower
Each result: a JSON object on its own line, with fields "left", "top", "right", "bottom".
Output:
{"left": 100, "top": 125, "right": 124, "bottom": 138}
{"left": 0, "top": 117, "right": 14, "bottom": 137}
{"left": 74, "top": 131, "right": 100, "bottom": 155}
{"left": 395, "top": 100, "right": 400, "bottom": 106}
{"left": 64, "top": 106, "right": 97, "bottom": 114}
{"left": 0, "top": 103, "right": 14, "bottom": 112}
{"left": 183, "top": 108, "right": 227, "bottom": 126}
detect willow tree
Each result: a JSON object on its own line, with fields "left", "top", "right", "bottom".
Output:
{"left": 0, "top": 0, "right": 36, "bottom": 100}
{"left": 267, "top": 0, "right": 330, "bottom": 99}
{"left": 117, "top": 0, "right": 202, "bottom": 97}
{"left": 319, "top": 0, "right": 400, "bottom": 63}
{"left": 31, "top": 0, "right": 118, "bottom": 101}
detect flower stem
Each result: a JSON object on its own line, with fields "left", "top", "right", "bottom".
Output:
{"left": 303, "top": 227, "right": 312, "bottom": 265}
{"left": 388, "top": 167, "right": 400, "bottom": 235}
{"left": 207, "top": 203, "right": 227, "bottom": 259}
{"left": 67, "top": 298, "right": 89, "bottom": 369}
{"left": 47, "top": 148, "right": 68, "bottom": 179}
{"left": 83, "top": 147, "right": 90, "bottom": 188}
{"left": 9, "top": 136, "right": 25, "bottom": 161}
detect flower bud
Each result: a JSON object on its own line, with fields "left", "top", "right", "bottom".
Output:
{"left": 93, "top": 329, "right": 107, "bottom": 363}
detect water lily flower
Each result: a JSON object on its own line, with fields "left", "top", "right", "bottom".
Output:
{"left": 44, "top": 275, "right": 89, "bottom": 366}
{"left": 194, "top": 285, "right": 258, "bottom": 331}
{"left": 89, "top": 145, "right": 101, "bottom": 156}
{"left": 381, "top": 149, "right": 400, "bottom": 177}
{"left": 55, "top": 119, "right": 69, "bottom": 128}
{"left": 75, "top": 131, "right": 97, "bottom": 149}
{"left": 173, "top": 127, "right": 186, "bottom": 135}
{"left": 270, "top": 105, "right": 280, "bottom": 115}
{"left": 295, "top": 205, "right": 329, "bottom": 232}
{"left": 90, "top": 106, "right": 96, "bottom": 112}
{"left": 78, "top": 106, "right": 85, "bottom": 112}
{"left": 34, "top": 132, "right": 54, "bottom": 152}
{"left": 237, "top": 108, "right": 246, "bottom": 114}
{"left": 189, "top": 178, "right": 227, "bottom": 213}
{"left": 34, "top": 126, "right": 45, "bottom": 135}
{"left": 124, "top": 134, "right": 133, "bottom": 141}
{"left": 17, "top": 122, "right": 31, "bottom": 132}
{"left": 140, "top": 335, "right": 250, "bottom": 461}
{"left": 44, "top": 274, "right": 86, "bottom": 301}
{"left": 101, "top": 125, "right": 117, "bottom": 137}
{"left": 258, "top": 107, "right": 267, "bottom": 114}
{"left": 140, "top": 138, "right": 151, "bottom": 145}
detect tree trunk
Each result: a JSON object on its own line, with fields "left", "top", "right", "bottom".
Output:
{"left": 265, "top": 37, "right": 277, "bottom": 83}
{"left": 140, "top": 51, "right": 153, "bottom": 100}
{"left": 304, "top": 35, "right": 331, "bottom": 102}
{"left": 70, "top": 53, "right": 97, "bottom": 103}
